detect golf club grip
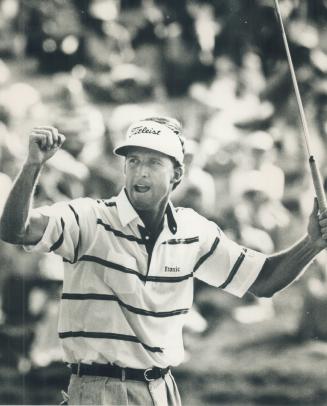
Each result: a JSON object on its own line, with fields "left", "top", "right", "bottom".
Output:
{"left": 309, "top": 156, "right": 327, "bottom": 212}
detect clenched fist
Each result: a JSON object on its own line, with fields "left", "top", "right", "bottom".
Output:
{"left": 27, "top": 126, "right": 65, "bottom": 165}
{"left": 308, "top": 198, "right": 327, "bottom": 250}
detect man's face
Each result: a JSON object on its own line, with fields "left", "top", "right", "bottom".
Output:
{"left": 124, "top": 147, "right": 176, "bottom": 211}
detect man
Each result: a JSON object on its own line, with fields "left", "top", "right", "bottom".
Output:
{"left": 1, "top": 117, "right": 327, "bottom": 406}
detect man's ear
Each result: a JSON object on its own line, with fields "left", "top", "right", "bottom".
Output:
{"left": 172, "top": 165, "right": 184, "bottom": 184}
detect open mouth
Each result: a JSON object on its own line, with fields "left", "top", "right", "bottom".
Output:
{"left": 134, "top": 184, "right": 151, "bottom": 193}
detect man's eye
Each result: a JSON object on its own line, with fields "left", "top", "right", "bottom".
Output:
{"left": 151, "top": 160, "right": 161, "bottom": 166}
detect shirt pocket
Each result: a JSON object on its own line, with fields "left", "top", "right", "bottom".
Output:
{"left": 161, "top": 242, "right": 199, "bottom": 276}
{"left": 103, "top": 252, "right": 138, "bottom": 294}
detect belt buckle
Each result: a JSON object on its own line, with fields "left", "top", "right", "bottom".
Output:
{"left": 144, "top": 368, "right": 156, "bottom": 382}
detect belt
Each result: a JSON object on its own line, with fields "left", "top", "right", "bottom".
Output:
{"left": 70, "top": 362, "right": 170, "bottom": 382}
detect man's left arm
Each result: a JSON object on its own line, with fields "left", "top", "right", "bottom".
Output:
{"left": 249, "top": 199, "right": 327, "bottom": 298}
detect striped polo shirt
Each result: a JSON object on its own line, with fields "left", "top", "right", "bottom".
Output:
{"left": 25, "top": 188, "right": 266, "bottom": 369}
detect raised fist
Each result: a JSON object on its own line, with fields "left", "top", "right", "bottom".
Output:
{"left": 27, "top": 126, "right": 66, "bottom": 165}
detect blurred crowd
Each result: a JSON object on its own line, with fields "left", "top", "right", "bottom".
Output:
{"left": 1, "top": 0, "right": 327, "bottom": 403}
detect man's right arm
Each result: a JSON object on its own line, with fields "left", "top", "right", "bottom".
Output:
{"left": 0, "top": 126, "right": 65, "bottom": 245}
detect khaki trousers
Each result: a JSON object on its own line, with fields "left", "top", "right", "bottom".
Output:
{"left": 66, "top": 370, "right": 182, "bottom": 405}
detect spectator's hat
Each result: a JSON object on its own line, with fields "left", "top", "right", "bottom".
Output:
{"left": 114, "top": 119, "right": 184, "bottom": 165}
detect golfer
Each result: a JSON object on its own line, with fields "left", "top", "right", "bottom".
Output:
{"left": 1, "top": 117, "right": 327, "bottom": 406}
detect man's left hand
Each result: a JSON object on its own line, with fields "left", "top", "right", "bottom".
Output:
{"left": 308, "top": 198, "right": 327, "bottom": 250}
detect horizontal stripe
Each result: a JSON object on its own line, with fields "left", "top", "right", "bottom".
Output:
{"left": 58, "top": 331, "right": 162, "bottom": 353}
{"left": 193, "top": 237, "right": 220, "bottom": 273}
{"left": 104, "top": 202, "right": 117, "bottom": 207}
{"left": 80, "top": 254, "right": 142, "bottom": 277}
{"left": 163, "top": 237, "right": 199, "bottom": 245}
{"left": 146, "top": 273, "right": 192, "bottom": 283}
{"left": 62, "top": 293, "right": 189, "bottom": 317}
{"left": 96, "top": 199, "right": 117, "bottom": 208}
{"left": 50, "top": 218, "right": 65, "bottom": 252}
{"left": 79, "top": 255, "right": 194, "bottom": 283}
{"left": 97, "top": 219, "right": 144, "bottom": 244}
{"left": 219, "top": 249, "right": 247, "bottom": 289}
{"left": 68, "top": 204, "right": 80, "bottom": 263}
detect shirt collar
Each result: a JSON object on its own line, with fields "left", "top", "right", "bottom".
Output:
{"left": 116, "top": 188, "right": 177, "bottom": 234}
{"left": 165, "top": 200, "right": 178, "bottom": 235}
{"left": 116, "top": 188, "right": 140, "bottom": 227}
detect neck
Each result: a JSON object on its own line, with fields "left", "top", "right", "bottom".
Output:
{"left": 137, "top": 204, "right": 167, "bottom": 234}
{"left": 123, "top": 188, "right": 169, "bottom": 233}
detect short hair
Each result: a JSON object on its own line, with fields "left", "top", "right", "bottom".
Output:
{"left": 143, "top": 116, "right": 182, "bottom": 134}
{"left": 143, "top": 117, "right": 184, "bottom": 190}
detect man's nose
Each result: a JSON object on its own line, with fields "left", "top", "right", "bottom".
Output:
{"left": 137, "top": 162, "right": 150, "bottom": 177}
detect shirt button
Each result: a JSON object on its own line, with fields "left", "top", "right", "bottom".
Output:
{"left": 145, "top": 236, "right": 150, "bottom": 240}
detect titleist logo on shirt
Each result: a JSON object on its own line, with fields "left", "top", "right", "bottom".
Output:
{"left": 130, "top": 126, "right": 162, "bottom": 136}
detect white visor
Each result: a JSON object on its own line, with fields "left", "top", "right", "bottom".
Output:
{"left": 114, "top": 120, "right": 184, "bottom": 165}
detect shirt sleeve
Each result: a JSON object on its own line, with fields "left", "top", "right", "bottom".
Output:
{"left": 24, "top": 198, "right": 97, "bottom": 262}
{"left": 194, "top": 216, "right": 267, "bottom": 298}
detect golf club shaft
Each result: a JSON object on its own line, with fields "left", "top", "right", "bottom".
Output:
{"left": 274, "top": 0, "right": 327, "bottom": 212}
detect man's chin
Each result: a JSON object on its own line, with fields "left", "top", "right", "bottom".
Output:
{"left": 130, "top": 195, "right": 153, "bottom": 211}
